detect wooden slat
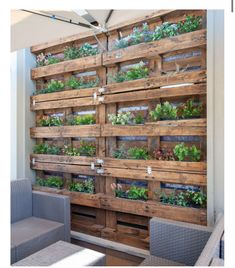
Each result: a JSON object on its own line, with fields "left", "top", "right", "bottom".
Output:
{"left": 103, "top": 29, "right": 206, "bottom": 66}
{"left": 30, "top": 125, "right": 101, "bottom": 138}
{"left": 101, "top": 120, "right": 206, "bottom": 137}
{"left": 101, "top": 167, "right": 206, "bottom": 186}
{"left": 31, "top": 54, "right": 102, "bottom": 79}
{"left": 100, "top": 196, "right": 207, "bottom": 225}
{"left": 104, "top": 70, "right": 206, "bottom": 95}
{"left": 103, "top": 83, "right": 206, "bottom": 104}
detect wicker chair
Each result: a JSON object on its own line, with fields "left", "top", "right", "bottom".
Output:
{"left": 140, "top": 214, "right": 224, "bottom": 266}
{"left": 11, "top": 179, "right": 70, "bottom": 264}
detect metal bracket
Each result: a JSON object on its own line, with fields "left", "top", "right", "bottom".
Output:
{"left": 98, "top": 87, "right": 105, "bottom": 94}
{"left": 93, "top": 92, "right": 97, "bottom": 100}
{"left": 147, "top": 166, "right": 152, "bottom": 175}
{"left": 32, "top": 158, "right": 36, "bottom": 165}
{"left": 96, "top": 159, "right": 104, "bottom": 165}
{"left": 32, "top": 100, "right": 36, "bottom": 106}
{"left": 90, "top": 162, "right": 95, "bottom": 170}
{"left": 115, "top": 52, "right": 122, "bottom": 59}
{"left": 98, "top": 96, "right": 104, "bottom": 103}
{"left": 96, "top": 168, "right": 104, "bottom": 174}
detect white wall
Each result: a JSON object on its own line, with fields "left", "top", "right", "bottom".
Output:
{"left": 207, "top": 10, "right": 224, "bottom": 225}
{"left": 11, "top": 48, "right": 35, "bottom": 181}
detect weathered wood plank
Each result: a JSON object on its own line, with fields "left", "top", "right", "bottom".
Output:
{"left": 103, "top": 29, "right": 206, "bottom": 65}
{"left": 30, "top": 125, "right": 101, "bottom": 138}
{"left": 104, "top": 70, "right": 206, "bottom": 95}
{"left": 100, "top": 196, "right": 207, "bottom": 225}
{"left": 103, "top": 83, "right": 206, "bottom": 104}
{"left": 31, "top": 54, "right": 102, "bottom": 79}
{"left": 101, "top": 167, "right": 206, "bottom": 186}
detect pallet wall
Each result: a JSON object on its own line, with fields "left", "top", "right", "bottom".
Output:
{"left": 30, "top": 10, "right": 207, "bottom": 250}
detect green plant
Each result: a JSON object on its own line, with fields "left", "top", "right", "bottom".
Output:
{"left": 188, "top": 190, "right": 207, "bottom": 208}
{"left": 128, "top": 147, "right": 149, "bottom": 160}
{"left": 152, "top": 22, "right": 178, "bottom": 40}
{"left": 38, "top": 116, "right": 63, "bottom": 127}
{"left": 36, "top": 80, "right": 65, "bottom": 95}
{"left": 33, "top": 143, "right": 60, "bottom": 155}
{"left": 66, "top": 76, "right": 99, "bottom": 89}
{"left": 133, "top": 113, "right": 145, "bottom": 124}
{"left": 36, "top": 176, "right": 63, "bottom": 189}
{"left": 150, "top": 102, "right": 177, "bottom": 121}
{"left": 112, "top": 145, "right": 128, "bottom": 159}
{"left": 177, "top": 15, "right": 202, "bottom": 33}
{"left": 64, "top": 46, "right": 80, "bottom": 60}
{"left": 47, "top": 57, "right": 60, "bottom": 65}
{"left": 70, "top": 114, "right": 95, "bottom": 125}
{"left": 110, "top": 61, "right": 149, "bottom": 83}
{"left": 69, "top": 178, "right": 95, "bottom": 193}
{"left": 63, "top": 145, "right": 80, "bottom": 156}
{"left": 78, "top": 142, "right": 96, "bottom": 156}
{"left": 128, "top": 186, "right": 148, "bottom": 201}
{"left": 36, "top": 53, "right": 60, "bottom": 67}
{"left": 177, "top": 99, "right": 203, "bottom": 119}
{"left": 78, "top": 43, "right": 98, "bottom": 57}
{"left": 173, "top": 143, "right": 201, "bottom": 161}
{"left": 108, "top": 111, "right": 133, "bottom": 125}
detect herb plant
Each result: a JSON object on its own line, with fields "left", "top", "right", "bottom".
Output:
{"left": 64, "top": 43, "right": 98, "bottom": 60}
{"left": 152, "top": 22, "right": 178, "bottom": 40}
{"left": 66, "top": 76, "right": 99, "bottom": 89}
{"left": 70, "top": 114, "right": 95, "bottom": 125}
{"left": 108, "top": 111, "right": 133, "bottom": 125}
{"left": 173, "top": 143, "right": 201, "bottom": 162}
{"left": 128, "top": 147, "right": 149, "bottom": 160}
{"left": 36, "top": 53, "right": 60, "bottom": 67}
{"left": 133, "top": 113, "right": 145, "bottom": 124}
{"left": 36, "top": 80, "right": 65, "bottom": 95}
{"left": 153, "top": 148, "right": 175, "bottom": 161}
{"left": 64, "top": 47, "right": 80, "bottom": 60}
{"left": 150, "top": 102, "right": 177, "bottom": 121}
{"left": 110, "top": 61, "right": 149, "bottom": 83}
{"left": 69, "top": 178, "right": 95, "bottom": 194}
{"left": 38, "top": 116, "right": 63, "bottom": 127}
{"left": 63, "top": 145, "right": 80, "bottom": 156}
{"left": 177, "top": 16, "right": 202, "bottom": 34}
{"left": 112, "top": 145, "right": 128, "bottom": 159}
{"left": 177, "top": 99, "right": 203, "bottom": 119}
{"left": 33, "top": 143, "right": 60, "bottom": 155}
{"left": 78, "top": 142, "right": 96, "bottom": 156}
{"left": 36, "top": 176, "right": 63, "bottom": 189}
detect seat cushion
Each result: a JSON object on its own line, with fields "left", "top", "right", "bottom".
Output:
{"left": 11, "top": 217, "right": 64, "bottom": 263}
{"left": 11, "top": 179, "right": 32, "bottom": 223}
{"left": 140, "top": 256, "right": 185, "bottom": 266}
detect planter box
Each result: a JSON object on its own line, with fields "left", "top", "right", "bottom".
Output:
{"left": 31, "top": 54, "right": 102, "bottom": 79}
{"left": 100, "top": 195, "right": 207, "bottom": 225}
{"left": 103, "top": 70, "right": 206, "bottom": 95}
{"left": 30, "top": 124, "right": 101, "bottom": 138}
{"left": 101, "top": 119, "right": 206, "bottom": 137}
{"left": 103, "top": 29, "right": 206, "bottom": 66}
{"left": 31, "top": 87, "right": 99, "bottom": 111}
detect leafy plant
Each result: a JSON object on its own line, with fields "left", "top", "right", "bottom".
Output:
{"left": 33, "top": 143, "right": 60, "bottom": 155}
{"left": 63, "top": 145, "right": 80, "bottom": 156}
{"left": 156, "top": 189, "right": 206, "bottom": 208}
{"left": 78, "top": 141, "right": 96, "bottom": 156}
{"left": 111, "top": 183, "right": 148, "bottom": 201}
{"left": 153, "top": 148, "right": 175, "bottom": 161}
{"left": 150, "top": 102, "right": 177, "bottom": 121}
{"left": 36, "top": 80, "right": 65, "bottom": 95}
{"left": 108, "top": 111, "right": 133, "bottom": 125}
{"left": 112, "top": 145, "right": 128, "bottom": 159}
{"left": 36, "top": 176, "right": 63, "bottom": 189}
{"left": 64, "top": 43, "right": 98, "bottom": 60}
{"left": 177, "top": 99, "right": 203, "bottom": 119}
{"left": 66, "top": 76, "right": 99, "bottom": 89}
{"left": 173, "top": 143, "right": 201, "bottom": 161}
{"left": 69, "top": 178, "right": 95, "bottom": 194}
{"left": 177, "top": 15, "right": 202, "bottom": 34}
{"left": 47, "top": 57, "right": 60, "bottom": 65}
{"left": 70, "top": 114, "right": 95, "bottom": 125}
{"left": 152, "top": 22, "right": 178, "bottom": 40}
{"left": 128, "top": 147, "right": 149, "bottom": 160}
{"left": 110, "top": 61, "right": 149, "bottom": 83}
{"left": 133, "top": 113, "right": 145, "bottom": 124}
{"left": 36, "top": 53, "right": 60, "bottom": 67}
{"left": 38, "top": 116, "right": 63, "bottom": 127}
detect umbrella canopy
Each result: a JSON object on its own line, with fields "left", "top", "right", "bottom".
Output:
{"left": 11, "top": 9, "right": 156, "bottom": 52}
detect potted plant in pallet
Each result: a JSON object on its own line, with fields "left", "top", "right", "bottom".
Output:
{"left": 34, "top": 176, "right": 64, "bottom": 193}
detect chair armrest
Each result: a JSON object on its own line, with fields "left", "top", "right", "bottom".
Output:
{"left": 150, "top": 217, "right": 213, "bottom": 266}
{"left": 32, "top": 191, "right": 70, "bottom": 242}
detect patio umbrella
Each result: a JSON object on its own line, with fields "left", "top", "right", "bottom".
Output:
{"left": 11, "top": 9, "right": 155, "bottom": 52}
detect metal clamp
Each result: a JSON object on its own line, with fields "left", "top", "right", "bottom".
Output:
{"left": 147, "top": 166, "right": 152, "bottom": 175}
{"left": 93, "top": 92, "right": 97, "bottom": 100}
{"left": 32, "top": 158, "right": 36, "bottom": 165}
{"left": 90, "top": 162, "right": 95, "bottom": 170}
{"left": 96, "top": 168, "right": 104, "bottom": 174}
{"left": 96, "top": 159, "right": 104, "bottom": 165}
{"left": 32, "top": 100, "right": 36, "bottom": 106}
{"left": 98, "top": 96, "right": 104, "bottom": 103}
{"left": 98, "top": 87, "right": 105, "bottom": 94}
